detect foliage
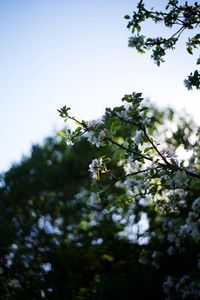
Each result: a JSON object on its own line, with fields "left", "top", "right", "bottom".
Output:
{"left": 125, "top": 0, "right": 200, "bottom": 89}
{"left": 58, "top": 91, "right": 200, "bottom": 299}
{"left": 0, "top": 133, "right": 165, "bottom": 299}
{"left": 0, "top": 137, "right": 95, "bottom": 299}
{"left": 1, "top": 1, "right": 200, "bottom": 299}
{"left": 2, "top": 97, "right": 200, "bottom": 299}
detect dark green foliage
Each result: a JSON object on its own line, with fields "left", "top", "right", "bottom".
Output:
{"left": 0, "top": 134, "right": 165, "bottom": 299}
{"left": 1, "top": 96, "right": 200, "bottom": 299}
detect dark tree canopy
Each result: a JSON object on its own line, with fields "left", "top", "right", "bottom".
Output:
{"left": 1, "top": 99, "right": 199, "bottom": 299}
{"left": 0, "top": 133, "right": 167, "bottom": 299}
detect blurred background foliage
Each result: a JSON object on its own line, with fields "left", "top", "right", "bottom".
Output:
{"left": 1, "top": 101, "right": 199, "bottom": 299}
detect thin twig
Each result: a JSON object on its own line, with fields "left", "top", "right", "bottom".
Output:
{"left": 102, "top": 167, "right": 159, "bottom": 194}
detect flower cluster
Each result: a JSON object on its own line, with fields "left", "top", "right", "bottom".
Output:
{"left": 87, "top": 129, "right": 107, "bottom": 147}
{"left": 89, "top": 156, "right": 110, "bottom": 180}
{"left": 59, "top": 92, "right": 200, "bottom": 299}
{"left": 163, "top": 274, "right": 200, "bottom": 299}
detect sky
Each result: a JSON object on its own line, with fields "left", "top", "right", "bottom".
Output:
{"left": 0, "top": 0, "right": 199, "bottom": 173}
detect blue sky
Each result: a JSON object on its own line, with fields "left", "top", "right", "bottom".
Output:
{"left": 0, "top": 0, "right": 199, "bottom": 172}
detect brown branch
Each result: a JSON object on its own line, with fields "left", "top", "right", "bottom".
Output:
{"left": 102, "top": 166, "right": 160, "bottom": 194}
{"left": 106, "top": 138, "right": 152, "bottom": 162}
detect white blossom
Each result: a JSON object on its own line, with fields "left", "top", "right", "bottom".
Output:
{"left": 89, "top": 159, "right": 99, "bottom": 179}
{"left": 87, "top": 129, "right": 107, "bottom": 147}
{"left": 124, "top": 156, "right": 135, "bottom": 174}
{"left": 89, "top": 192, "right": 101, "bottom": 205}
{"left": 87, "top": 131, "right": 99, "bottom": 147}
{"left": 167, "top": 233, "right": 176, "bottom": 243}
{"left": 192, "top": 197, "right": 200, "bottom": 211}
{"left": 167, "top": 246, "right": 175, "bottom": 256}
{"left": 66, "top": 139, "right": 74, "bottom": 146}
{"left": 162, "top": 147, "right": 177, "bottom": 158}
{"left": 87, "top": 119, "right": 103, "bottom": 127}
{"left": 163, "top": 276, "right": 174, "bottom": 293}
{"left": 88, "top": 157, "right": 108, "bottom": 180}
{"left": 134, "top": 130, "right": 144, "bottom": 145}
{"left": 118, "top": 107, "right": 132, "bottom": 120}
{"left": 138, "top": 256, "right": 148, "bottom": 265}
{"left": 174, "top": 170, "right": 189, "bottom": 186}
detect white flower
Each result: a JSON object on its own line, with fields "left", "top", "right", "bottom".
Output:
{"left": 99, "top": 129, "right": 107, "bottom": 140}
{"left": 89, "top": 192, "right": 101, "bottom": 205}
{"left": 66, "top": 139, "right": 74, "bottom": 146}
{"left": 87, "top": 129, "right": 107, "bottom": 147}
{"left": 134, "top": 130, "right": 144, "bottom": 145}
{"left": 87, "top": 119, "right": 102, "bottom": 127}
{"left": 89, "top": 159, "right": 99, "bottom": 179}
{"left": 174, "top": 170, "right": 189, "bottom": 186}
{"left": 87, "top": 131, "right": 98, "bottom": 146}
{"left": 124, "top": 156, "right": 135, "bottom": 174}
{"left": 167, "top": 233, "right": 176, "bottom": 242}
{"left": 124, "top": 102, "right": 132, "bottom": 111}
{"left": 167, "top": 246, "right": 175, "bottom": 256}
{"left": 152, "top": 251, "right": 160, "bottom": 258}
{"left": 192, "top": 197, "right": 200, "bottom": 212}
{"left": 162, "top": 148, "right": 177, "bottom": 158}
{"left": 163, "top": 276, "right": 174, "bottom": 292}
{"left": 123, "top": 177, "right": 135, "bottom": 196}
{"left": 118, "top": 108, "right": 131, "bottom": 120}
{"left": 179, "top": 224, "right": 190, "bottom": 235}
{"left": 88, "top": 157, "right": 108, "bottom": 180}
{"left": 138, "top": 256, "right": 148, "bottom": 265}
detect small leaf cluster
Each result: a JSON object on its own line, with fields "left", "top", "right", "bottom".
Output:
{"left": 126, "top": 0, "right": 200, "bottom": 89}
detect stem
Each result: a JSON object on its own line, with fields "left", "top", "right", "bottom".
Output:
{"left": 68, "top": 116, "right": 88, "bottom": 129}
{"left": 112, "top": 112, "right": 169, "bottom": 165}
{"left": 67, "top": 112, "right": 200, "bottom": 180}
{"left": 102, "top": 167, "right": 159, "bottom": 194}
{"left": 106, "top": 138, "right": 152, "bottom": 162}
{"left": 169, "top": 25, "right": 185, "bottom": 40}
{"left": 142, "top": 126, "right": 170, "bottom": 166}
{"left": 111, "top": 113, "right": 200, "bottom": 179}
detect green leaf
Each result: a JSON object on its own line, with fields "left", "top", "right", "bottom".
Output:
{"left": 170, "top": 158, "right": 178, "bottom": 166}
{"left": 101, "top": 170, "right": 107, "bottom": 174}
{"left": 58, "top": 131, "right": 66, "bottom": 138}
{"left": 137, "top": 49, "right": 145, "bottom": 54}
{"left": 187, "top": 46, "right": 193, "bottom": 54}
{"left": 144, "top": 146, "right": 153, "bottom": 153}
{"left": 74, "top": 120, "right": 82, "bottom": 127}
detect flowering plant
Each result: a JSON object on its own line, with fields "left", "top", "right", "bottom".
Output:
{"left": 59, "top": 92, "right": 200, "bottom": 299}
